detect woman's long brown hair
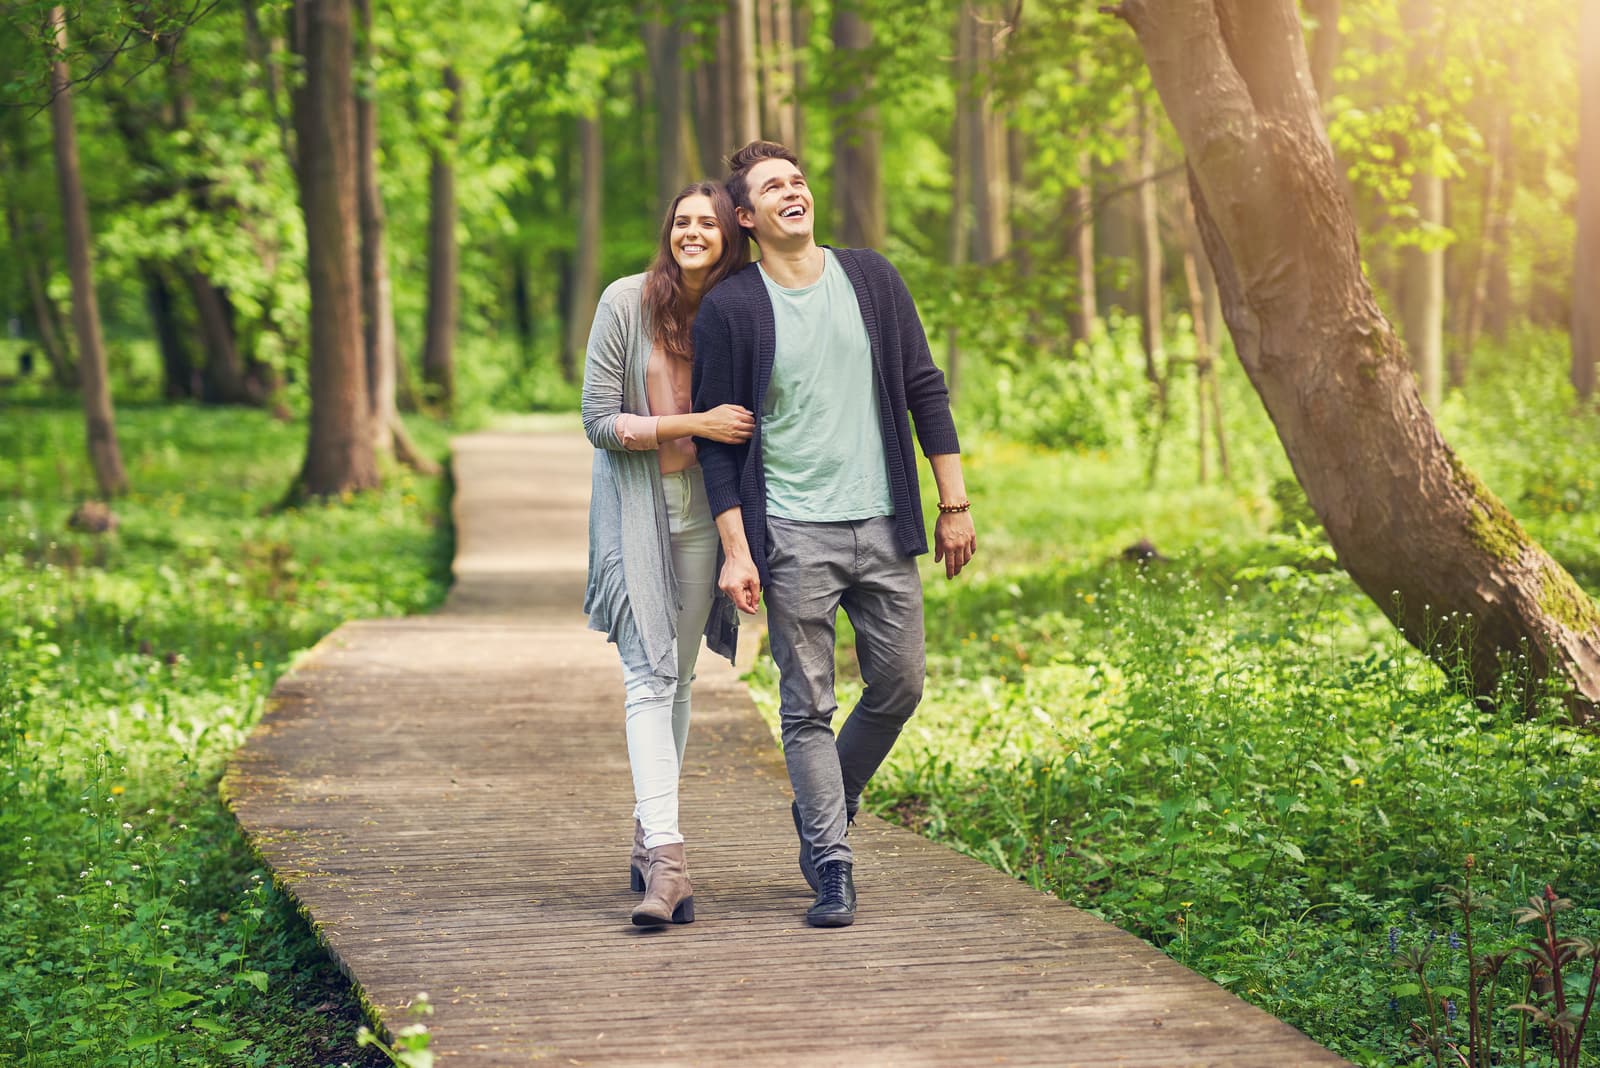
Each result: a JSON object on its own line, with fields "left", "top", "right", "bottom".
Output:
{"left": 641, "top": 182, "right": 749, "bottom": 362}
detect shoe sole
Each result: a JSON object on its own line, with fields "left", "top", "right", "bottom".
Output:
{"left": 805, "top": 911, "right": 855, "bottom": 928}
{"left": 631, "top": 895, "right": 695, "bottom": 927}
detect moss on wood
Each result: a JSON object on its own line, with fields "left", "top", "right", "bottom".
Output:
{"left": 1540, "top": 561, "right": 1600, "bottom": 633}
{"left": 1450, "top": 452, "right": 1528, "bottom": 564}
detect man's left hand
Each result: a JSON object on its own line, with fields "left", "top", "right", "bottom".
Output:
{"left": 934, "top": 511, "right": 977, "bottom": 579}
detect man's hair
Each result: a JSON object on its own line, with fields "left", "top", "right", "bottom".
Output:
{"left": 725, "top": 140, "right": 801, "bottom": 220}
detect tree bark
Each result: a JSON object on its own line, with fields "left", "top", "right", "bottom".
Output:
{"left": 1136, "top": 100, "right": 1166, "bottom": 386}
{"left": 48, "top": 6, "right": 127, "bottom": 497}
{"left": 734, "top": 0, "right": 760, "bottom": 144}
{"left": 1453, "top": 104, "right": 1508, "bottom": 388}
{"left": 3, "top": 196, "right": 77, "bottom": 388}
{"left": 143, "top": 267, "right": 196, "bottom": 399}
{"left": 1575, "top": 0, "right": 1600, "bottom": 403}
{"left": 290, "top": 0, "right": 378, "bottom": 497}
{"left": 831, "top": 5, "right": 883, "bottom": 249}
{"left": 1400, "top": 0, "right": 1444, "bottom": 410}
{"left": 1114, "top": 0, "right": 1600, "bottom": 718}
{"left": 946, "top": 8, "right": 973, "bottom": 391}
{"left": 1069, "top": 148, "right": 1098, "bottom": 345}
{"left": 421, "top": 65, "right": 461, "bottom": 411}
{"left": 563, "top": 113, "right": 603, "bottom": 384}
{"left": 970, "top": 5, "right": 1010, "bottom": 264}
{"left": 186, "top": 270, "right": 256, "bottom": 403}
{"left": 1306, "top": 0, "right": 1340, "bottom": 104}
{"left": 643, "top": 16, "right": 690, "bottom": 213}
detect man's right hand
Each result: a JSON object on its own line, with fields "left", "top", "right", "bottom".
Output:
{"left": 719, "top": 554, "right": 762, "bottom": 614}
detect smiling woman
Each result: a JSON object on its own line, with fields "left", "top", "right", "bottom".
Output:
{"left": 579, "top": 180, "right": 753, "bottom": 929}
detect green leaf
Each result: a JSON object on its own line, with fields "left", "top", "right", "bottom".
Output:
{"left": 157, "top": 989, "right": 201, "bottom": 1009}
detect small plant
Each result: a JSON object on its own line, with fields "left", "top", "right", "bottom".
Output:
{"left": 1508, "top": 885, "right": 1600, "bottom": 1068}
{"left": 357, "top": 993, "right": 434, "bottom": 1068}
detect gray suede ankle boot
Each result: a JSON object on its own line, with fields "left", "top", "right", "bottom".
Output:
{"left": 631, "top": 843, "right": 695, "bottom": 927}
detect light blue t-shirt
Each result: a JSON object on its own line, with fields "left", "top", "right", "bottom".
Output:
{"left": 759, "top": 250, "right": 894, "bottom": 522}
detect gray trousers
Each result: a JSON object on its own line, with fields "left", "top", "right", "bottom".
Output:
{"left": 764, "top": 514, "right": 925, "bottom": 866}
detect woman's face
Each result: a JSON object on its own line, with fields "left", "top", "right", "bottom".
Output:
{"left": 670, "top": 194, "right": 725, "bottom": 279}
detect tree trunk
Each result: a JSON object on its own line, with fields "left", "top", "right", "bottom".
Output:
{"left": 48, "top": 6, "right": 127, "bottom": 497}
{"left": 946, "top": 8, "right": 973, "bottom": 391}
{"left": 643, "top": 16, "right": 690, "bottom": 213}
{"left": 831, "top": 5, "right": 883, "bottom": 249}
{"left": 421, "top": 65, "right": 461, "bottom": 412}
{"left": 1575, "top": 0, "right": 1600, "bottom": 403}
{"left": 1401, "top": 0, "right": 1445, "bottom": 409}
{"left": 290, "top": 0, "right": 378, "bottom": 497}
{"left": 790, "top": 0, "right": 808, "bottom": 160}
{"left": 186, "top": 270, "right": 256, "bottom": 403}
{"left": 1483, "top": 117, "right": 1515, "bottom": 340}
{"left": 143, "top": 267, "right": 197, "bottom": 399}
{"left": 4, "top": 198, "right": 77, "bottom": 388}
{"left": 734, "top": 0, "right": 760, "bottom": 145}
{"left": 243, "top": 0, "right": 294, "bottom": 167}
{"left": 563, "top": 113, "right": 603, "bottom": 384}
{"left": 1069, "top": 147, "right": 1098, "bottom": 345}
{"left": 1137, "top": 100, "right": 1166, "bottom": 387}
{"left": 970, "top": 5, "right": 1010, "bottom": 265}
{"left": 1453, "top": 104, "right": 1507, "bottom": 388}
{"left": 1306, "top": 0, "right": 1340, "bottom": 104}
{"left": 1114, "top": 0, "right": 1600, "bottom": 718}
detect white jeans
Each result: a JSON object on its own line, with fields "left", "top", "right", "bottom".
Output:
{"left": 621, "top": 466, "right": 718, "bottom": 849}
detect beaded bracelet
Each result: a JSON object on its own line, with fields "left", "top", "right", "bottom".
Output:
{"left": 937, "top": 500, "right": 972, "bottom": 514}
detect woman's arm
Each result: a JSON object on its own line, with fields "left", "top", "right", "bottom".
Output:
{"left": 579, "top": 297, "right": 634, "bottom": 452}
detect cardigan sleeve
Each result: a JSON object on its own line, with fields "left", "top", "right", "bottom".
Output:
{"left": 691, "top": 296, "right": 745, "bottom": 518}
{"left": 884, "top": 258, "right": 961, "bottom": 457}
{"left": 580, "top": 295, "right": 634, "bottom": 452}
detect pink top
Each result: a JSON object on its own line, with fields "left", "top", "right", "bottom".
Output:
{"left": 613, "top": 345, "right": 697, "bottom": 474}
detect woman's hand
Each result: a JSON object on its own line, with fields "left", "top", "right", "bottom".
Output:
{"left": 699, "top": 404, "right": 755, "bottom": 444}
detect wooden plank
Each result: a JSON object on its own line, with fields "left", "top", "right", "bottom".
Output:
{"left": 223, "top": 429, "right": 1348, "bottom": 1067}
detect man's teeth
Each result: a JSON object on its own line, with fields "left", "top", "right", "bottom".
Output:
{"left": 780, "top": 206, "right": 804, "bottom": 218}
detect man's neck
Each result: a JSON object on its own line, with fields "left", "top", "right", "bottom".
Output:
{"left": 757, "top": 241, "right": 825, "bottom": 289}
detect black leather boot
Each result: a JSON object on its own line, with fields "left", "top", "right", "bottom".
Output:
{"left": 805, "top": 859, "right": 855, "bottom": 927}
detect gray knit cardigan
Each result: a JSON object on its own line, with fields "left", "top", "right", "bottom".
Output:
{"left": 581, "top": 273, "right": 738, "bottom": 677}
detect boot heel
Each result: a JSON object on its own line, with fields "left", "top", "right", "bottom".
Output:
{"left": 630, "top": 864, "right": 646, "bottom": 893}
{"left": 671, "top": 895, "right": 695, "bottom": 924}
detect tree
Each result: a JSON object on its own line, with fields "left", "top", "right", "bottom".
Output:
{"left": 1108, "top": 0, "right": 1600, "bottom": 718}
{"left": 354, "top": 0, "right": 433, "bottom": 471}
{"left": 831, "top": 3, "right": 882, "bottom": 248}
{"left": 562, "top": 110, "right": 602, "bottom": 384}
{"left": 48, "top": 5, "right": 127, "bottom": 496}
{"left": 1576, "top": 0, "right": 1600, "bottom": 403}
{"left": 421, "top": 65, "right": 461, "bottom": 411}
{"left": 1399, "top": 0, "right": 1445, "bottom": 410}
{"left": 290, "top": 0, "right": 378, "bottom": 497}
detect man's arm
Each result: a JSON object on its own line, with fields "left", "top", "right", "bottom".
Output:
{"left": 714, "top": 506, "right": 762, "bottom": 613}
{"left": 928, "top": 453, "right": 976, "bottom": 579}
{"left": 691, "top": 297, "right": 746, "bottom": 518}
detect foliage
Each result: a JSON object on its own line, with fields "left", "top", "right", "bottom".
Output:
{"left": 746, "top": 329, "right": 1600, "bottom": 1066}
{"left": 0, "top": 402, "right": 453, "bottom": 1066}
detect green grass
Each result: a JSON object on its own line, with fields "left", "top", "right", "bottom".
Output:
{"left": 1, "top": 401, "right": 454, "bottom": 1067}
{"left": 748, "top": 328, "right": 1600, "bottom": 1067}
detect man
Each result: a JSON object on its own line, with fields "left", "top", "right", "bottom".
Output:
{"left": 692, "top": 140, "right": 976, "bottom": 927}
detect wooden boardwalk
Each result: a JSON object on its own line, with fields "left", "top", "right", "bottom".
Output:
{"left": 224, "top": 426, "right": 1349, "bottom": 1066}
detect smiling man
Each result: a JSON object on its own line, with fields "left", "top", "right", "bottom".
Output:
{"left": 691, "top": 140, "right": 977, "bottom": 927}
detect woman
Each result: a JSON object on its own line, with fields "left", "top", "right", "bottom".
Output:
{"left": 580, "top": 182, "right": 753, "bottom": 928}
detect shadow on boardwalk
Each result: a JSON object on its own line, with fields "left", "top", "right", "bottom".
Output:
{"left": 223, "top": 427, "right": 1349, "bottom": 1067}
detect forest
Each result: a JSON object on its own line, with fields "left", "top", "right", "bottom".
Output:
{"left": 3, "top": 0, "right": 1600, "bottom": 1064}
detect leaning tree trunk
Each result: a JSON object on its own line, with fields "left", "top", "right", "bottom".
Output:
{"left": 48, "top": 6, "right": 127, "bottom": 496}
{"left": 1575, "top": 0, "right": 1600, "bottom": 403}
{"left": 831, "top": 5, "right": 883, "bottom": 249}
{"left": 290, "top": 0, "right": 378, "bottom": 497}
{"left": 421, "top": 65, "right": 461, "bottom": 413}
{"left": 1111, "top": 0, "right": 1600, "bottom": 719}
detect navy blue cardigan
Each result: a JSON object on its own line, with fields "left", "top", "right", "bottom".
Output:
{"left": 691, "top": 247, "right": 961, "bottom": 583}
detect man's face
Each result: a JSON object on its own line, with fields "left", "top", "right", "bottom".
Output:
{"left": 736, "top": 158, "right": 813, "bottom": 246}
